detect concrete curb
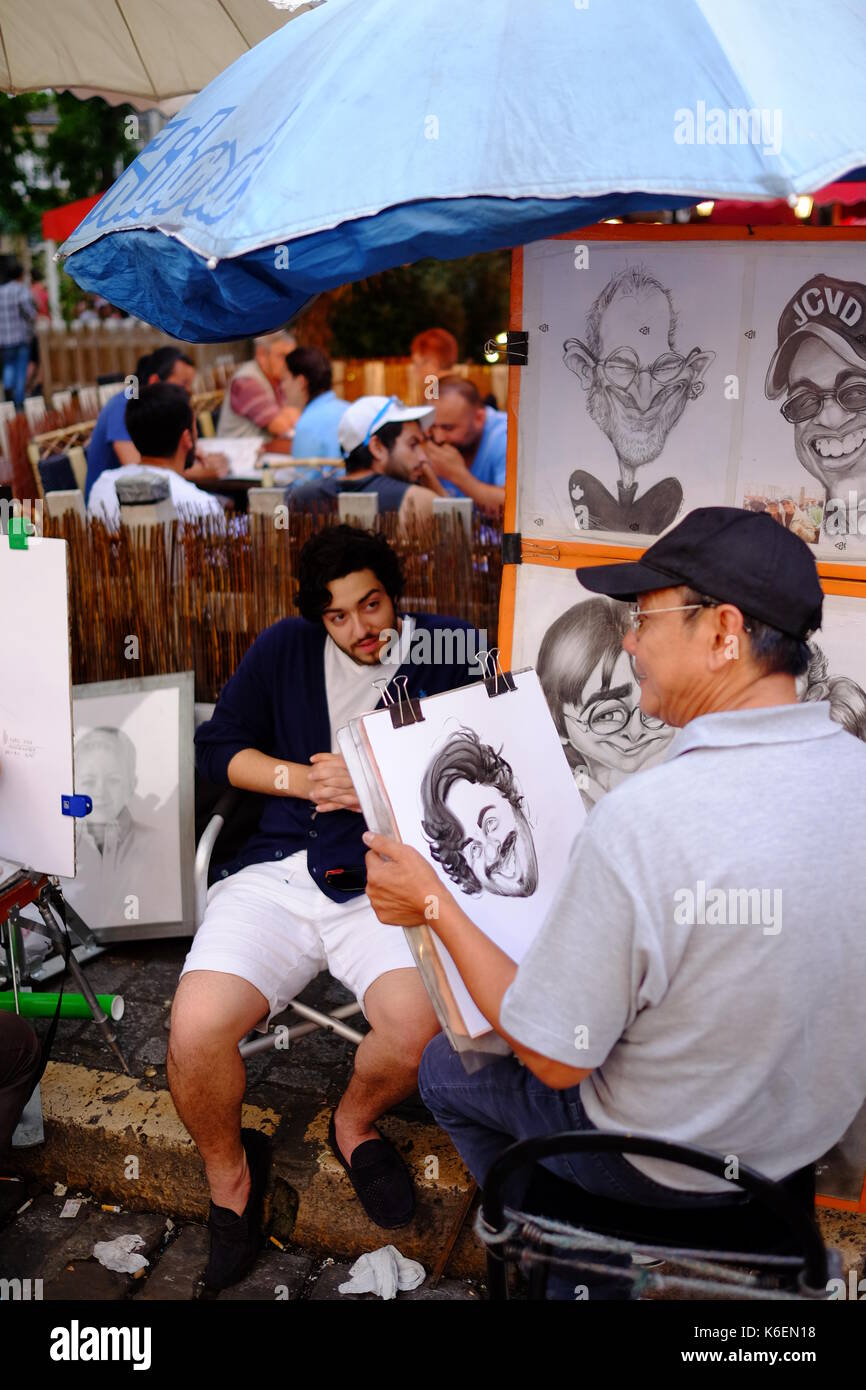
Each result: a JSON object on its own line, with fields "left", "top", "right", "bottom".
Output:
{"left": 11, "top": 1061, "right": 486, "bottom": 1278}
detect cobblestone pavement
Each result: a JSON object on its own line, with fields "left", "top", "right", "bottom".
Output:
{"left": 0, "top": 1181, "right": 483, "bottom": 1301}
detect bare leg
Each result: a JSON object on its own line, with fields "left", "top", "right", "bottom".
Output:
{"left": 333, "top": 967, "right": 439, "bottom": 1160}
{"left": 167, "top": 970, "right": 269, "bottom": 1214}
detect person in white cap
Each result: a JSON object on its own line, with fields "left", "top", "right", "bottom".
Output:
{"left": 288, "top": 395, "right": 447, "bottom": 528}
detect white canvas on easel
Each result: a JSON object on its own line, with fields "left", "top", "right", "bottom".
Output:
{"left": 341, "top": 671, "right": 587, "bottom": 1040}
{"left": 0, "top": 537, "right": 75, "bottom": 876}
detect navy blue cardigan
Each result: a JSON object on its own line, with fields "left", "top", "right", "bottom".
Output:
{"left": 195, "top": 613, "right": 482, "bottom": 902}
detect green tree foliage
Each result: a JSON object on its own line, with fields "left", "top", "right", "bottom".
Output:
{"left": 42, "top": 92, "right": 139, "bottom": 199}
{"left": 0, "top": 92, "right": 50, "bottom": 236}
{"left": 325, "top": 251, "right": 511, "bottom": 361}
{"left": 0, "top": 91, "right": 139, "bottom": 239}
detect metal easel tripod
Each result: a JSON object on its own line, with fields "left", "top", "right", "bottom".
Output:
{"left": 0, "top": 869, "right": 129, "bottom": 1074}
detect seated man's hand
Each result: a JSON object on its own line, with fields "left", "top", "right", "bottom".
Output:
{"left": 413, "top": 458, "right": 448, "bottom": 495}
{"left": 308, "top": 752, "right": 361, "bottom": 813}
{"left": 188, "top": 448, "right": 230, "bottom": 481}
{"left": 424, "top": 438, "right": 471, "bottom": 491}
{"left": 363, "top": 832, "right": 444, "bottom": 927}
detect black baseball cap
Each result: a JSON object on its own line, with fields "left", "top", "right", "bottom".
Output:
{"left": 766, "top": 273, "right": 866, "bottom": 398}
{"left": 576, "top": 506, "right": 823, "bottom": 641}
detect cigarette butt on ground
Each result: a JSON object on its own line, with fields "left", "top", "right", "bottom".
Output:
{"left": 101, "top": 1204, "right": 122, "bottom": 1212}
{"left": 16, "top": 1198, "right": 32, "bottom": 1214}
{"left": 268, "top": 1235, "right": 285, "bottom": 1250}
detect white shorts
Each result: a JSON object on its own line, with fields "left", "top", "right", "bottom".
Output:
{"left": 180, "top": 852, "right": 417, "bottom": 1030}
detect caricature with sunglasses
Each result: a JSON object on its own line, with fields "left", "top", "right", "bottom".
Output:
{"left": 765, "top": 274, "right": 866, "bottom": 539}
{"left": 563, "top": 265, "right": 715, "bottom": 536}
{"left": 536, "top": 595, "right": 674, "bottom": 809}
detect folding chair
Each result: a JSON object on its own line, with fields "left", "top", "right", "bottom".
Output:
{"left": 478, "top": 1131, "right": 839, "bottom": 1301}
{"left": 193, "top": 789, "right": 364, "bottom": 1058}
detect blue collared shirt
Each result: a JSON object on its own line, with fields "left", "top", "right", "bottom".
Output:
{"left": 291, "top": 389, "right": 347, "bottom": 460}
{"left": 441, "top": 405, "right": 508, "bottom": 497}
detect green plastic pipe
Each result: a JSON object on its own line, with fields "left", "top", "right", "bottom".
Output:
{"left": 0, "top": 992, "right": 124, "bottom": 1020}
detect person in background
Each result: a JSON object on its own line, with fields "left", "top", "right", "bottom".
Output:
{"left": 409, "top": 327, "right": 459, "bottom": 402}
{"left": 84, "top": 347, "right": 227, "bottom": 503}
{"left": 216, "top": 330, "right": 298, "bottom": 449}
{"left": 288, "top": 396, "right": 445, "bottom": 531}
{"left": 26, "top": 269, "right": 50, "bottom": 396}
{"left": 283, "top": 346, "right": 347, "bottom": 466}
{"left": 0, "top": 263, "right": 36, "bottom": 411}
{"left": 88, "top": 383, "right": 225, "bottom": 529}
{"left": 426, "top": 377, "right": 507, "bottom": 514}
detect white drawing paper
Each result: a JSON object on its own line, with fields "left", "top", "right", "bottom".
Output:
{"left": 0, "top": 537, "right": 75, "bottom": 876}
{"left": 359, "top": 671, "right": 587, "bottom": 1037}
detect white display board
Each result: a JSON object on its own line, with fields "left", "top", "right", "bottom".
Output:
{"left": 516, "top": 237, "right": 866, "bottom": 562}
{"left": 0, "top": 537, "right": 75, "bottom": 876}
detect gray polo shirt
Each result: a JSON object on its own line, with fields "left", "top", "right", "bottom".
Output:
{"left": 500, "top": 701, "right": 866, "bottom": 1192}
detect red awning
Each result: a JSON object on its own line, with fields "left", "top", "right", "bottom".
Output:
{"left": 41, "top": 194, "right": 103, "bottom": 243}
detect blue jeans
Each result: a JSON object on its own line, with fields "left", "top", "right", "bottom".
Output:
{"left": 418, "top": 1034, "right": 739, "bottom": 1299}
{"left": 2, "top": 341, "right": 30, "bottom": 410}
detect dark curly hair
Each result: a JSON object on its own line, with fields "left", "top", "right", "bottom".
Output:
{"left": 420, "top": 727, "right": 525, "bottom": 896}
{"left": 296, "top": 524, "right": 404, "bottom": 624}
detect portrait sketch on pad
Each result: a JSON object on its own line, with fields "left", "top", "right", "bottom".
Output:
{"left": 349, "top": 672, "right": 585, "bottom": 1037}
{"left": 421, "top": 727, "right": 539, "bottom": 899}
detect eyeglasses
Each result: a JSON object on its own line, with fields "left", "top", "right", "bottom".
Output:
{"left": 627, "top": 601, "right": 718, "bottom": 633}
{"left": 600, "top": 347, "right": 689, "bottom": 391}
{"left": 780, "top": 379, "right": 866, "bottom": 424}
{"left": 571, "top": 698, "right": 666, "bottom": 735}
{"left": 362, "top": 395, "right": 401, "bottom": 446}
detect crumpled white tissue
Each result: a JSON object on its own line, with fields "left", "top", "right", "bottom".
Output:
{"left": 92, "top": 1233, "right": 149, "bottom": 1274}
{"left": 338, "top": 1244, "right": 425, "bottom": 1299}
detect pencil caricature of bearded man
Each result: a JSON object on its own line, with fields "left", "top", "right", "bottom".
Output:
{"left": 765, "top": 273, "right": 866, "bottom": 540}
{"left": 563, "top": 265, "right": 715, "bottom": 534}
{"left": 420, "top": 727, "right": 539, "bottom": 898}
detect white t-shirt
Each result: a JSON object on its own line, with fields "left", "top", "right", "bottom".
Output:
{"left": 87, "top": 464, "right": 225, "bottom": 529}
{"left": 324, "top": 617, "right": 414, "bottom": 753}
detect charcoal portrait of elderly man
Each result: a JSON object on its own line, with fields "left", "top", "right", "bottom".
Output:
{"left": 563, "top": 264, "right": 715, "bottom": 535}
{"left": 420, "top": 727, "right": 539, "bottom": 898}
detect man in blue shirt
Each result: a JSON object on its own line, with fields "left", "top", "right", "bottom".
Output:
{"left": 84, "top": 347, "right": 196, "bottom": 502}
{"left": 169, "top": 526, "right": 481, "bottom": 1290}
{"left": 283, "top": 346, "right": 347, "bottom": 462}
{"left": 426, "top": 376, "right": 507, "bottom": 513}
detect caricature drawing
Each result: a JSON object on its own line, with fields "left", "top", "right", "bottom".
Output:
{"left": 563, "top": 265, "right": 715, "bottom": 534}
{"left": 765, "top": 272, "right": 866, "bottom": 538}
{"left": 799, "top": 641, "right": 866, "bottom": 741}
{"left": 420, "top": 727, "right": 539, "bottom": 898}
{"left": 536, "top": 596, "right": 674, "bottom": 808}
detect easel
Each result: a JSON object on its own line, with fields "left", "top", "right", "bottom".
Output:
{"left": 0, "top": 869, "right": 129, "bottom": 1073}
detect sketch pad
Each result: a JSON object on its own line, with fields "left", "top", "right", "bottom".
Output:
{"left": 339, "top": 670, "right": 587, "bottom": 1050}
{"left": 0, "top": 537, "right": 75, "bottom": 876}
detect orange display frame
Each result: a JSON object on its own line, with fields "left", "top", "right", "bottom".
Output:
{"left": 499, "top": 226, "right": 866, "bottom": 1213}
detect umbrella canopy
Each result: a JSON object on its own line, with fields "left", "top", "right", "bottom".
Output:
{"left": 0, "top": 0, "right": 320, "bottom": 109}
{"left": 61, "top": 0, "right": 866, "bottom": 341}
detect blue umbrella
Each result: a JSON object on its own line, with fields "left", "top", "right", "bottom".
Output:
{"left": 61, "top": 0, "right": 866, "bottom": 342}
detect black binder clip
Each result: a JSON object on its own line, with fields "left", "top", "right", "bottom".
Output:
{"left": 483, "top": 330, "right": 528, "bottom": 365}
{"left": 479, "top": 649, "right": 516, "bottom": 698}
{"left": 374, "top": 675, "right": 425, "bottom": 729}
{"left": 61, "top": 794, "right": 92, "bottom": 817}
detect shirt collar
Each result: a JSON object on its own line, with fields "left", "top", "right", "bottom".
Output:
{"left": 665, "top": 700, "right": 841, "bottom": 761}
